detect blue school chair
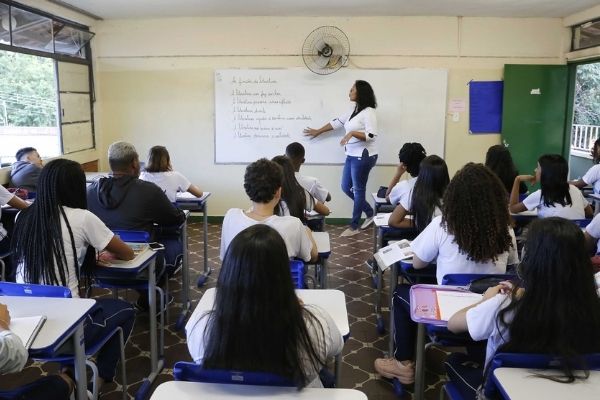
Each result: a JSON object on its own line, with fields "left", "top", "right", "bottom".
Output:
{"left": 173, "top": 362, "right": 294, "bottom": 386}
{"left": 572, "top": 218, "right": 593, "bottom": 228}
{"left": 0, "top": 282, "right": 128, "bottom": 400}
{"left": 290, "top": 259, "right": 307, "bottom": 289}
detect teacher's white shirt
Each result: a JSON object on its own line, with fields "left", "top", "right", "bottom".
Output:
{"left": 330, "top": 106, "right": 378, "bottom": 157}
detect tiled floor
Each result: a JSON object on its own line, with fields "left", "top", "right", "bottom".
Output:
{"left": 0, "top": 222, "right": 450, "bottom": 399}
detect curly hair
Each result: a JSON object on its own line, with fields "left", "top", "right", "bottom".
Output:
{"left": 442, "top": 163, "right": 512, "bottom": 263}
{"left": 243, "top": 158, "right": 283, "bottom": 203}
{"left": 398, "top": 142, "right": 427, "bottom": 176}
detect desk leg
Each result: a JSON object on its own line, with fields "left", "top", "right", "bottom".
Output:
{"left": 334, "top": 354, "right": 341, "bottom": 387}
{"left": 388, "top": 264, "right": 398, "bottom": 356}
{"left": 177, "top": 216, "right": 191, "bottom": 330}
{"left": 72, "top": 324, "right": 87, "bottom": 400}
{"left": 413, "top": 323, "right": 426, "bottom": 400}
{"left": 319, "top": 257, "right": 328, "bottom": 289}
{"left": 196, "top": 203, "right": 212, "bottom": 287}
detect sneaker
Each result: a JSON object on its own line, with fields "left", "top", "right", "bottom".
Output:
{"left": 360, "top": 216, "right": 375, "bottom": 230}
{"left": 340, "top": 227, "right": 360, "bottom": 237}
{"left": 374, "top": 358, "right": 415, "bottom": 384}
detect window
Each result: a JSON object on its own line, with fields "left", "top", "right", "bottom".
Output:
{"left": 572, "top": 18, "right": 600, "bottom": 51}
{"left": 0, "top": 0, "right": 95, "bottom": 165}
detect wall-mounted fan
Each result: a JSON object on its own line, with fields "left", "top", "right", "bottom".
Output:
{"left": 302, "top": 26, "right": 350, "bottom": 75}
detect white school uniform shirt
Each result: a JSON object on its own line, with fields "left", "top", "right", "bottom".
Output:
{"left": 399, "top": 189, "right": 442, "bottom": 218}
{"left": 139, "top": 170, "right": 191, "bottom": 203}
{"left": 0, "top": 331, "right": 28, "bottom": 374}
{"left": 295, "top": 172, "right": 329, "bottom": 204}
{"left": 330, "top": 106, "right": 378, "bottom": 157}
{"left": 0, "top": 186, "right": 15, "bottom": 240}
{"left": 466, "top": 293, "right": 512, "bottom": 368}
{"left": 582, "top": 164, "right": 600, "bottom": 195}
{"left": 185, "top": 303, "right": 343, "bottom": 388}
{"left": 389, "top": 176, "right": 417, "bottom": 206}
{"left": 219, "top": 208, "right": 313, "bottom": 261}
{"left": 16, "top": 207, "right": 113, "bottom": 297}
{"left": 521, "top": 185, "right": 588, "bottom": 219}
{"left": 411, "top": 216, "right": 519, "bottom": 284}
{"left": 586, "top": 213, "right": 600, "bottom": 254}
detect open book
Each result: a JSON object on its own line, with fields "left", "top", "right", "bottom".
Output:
{"left": 10, "top": 315, "right": 46, "bottom": 349}
{"left": 97, "top": 242, "right": 153, "bottom": 269}
{"left": 373, "top": 239, "right": 413, "bottom": 271}
{"left": 410, "top": 285, "right": 483, "bottom": 324}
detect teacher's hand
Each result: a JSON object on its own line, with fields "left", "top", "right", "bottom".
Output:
{"left": 303, "top": 127, "right": 320, "bottom": 139}
{"left": 340, "top": 132, "right": 353, "bottom": 146}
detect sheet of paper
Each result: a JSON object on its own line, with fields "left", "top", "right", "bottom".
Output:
{"left": 436, "top": 291, "right": 482, "bottom": 321}
{"left": 10, "top": 315, "right": 46, "bottom": 349}
{"left": 374, "top": 213, "right": 391, "bottom": 227}
{"left": 176, "top": 191, "right": 211, "bottom": 201}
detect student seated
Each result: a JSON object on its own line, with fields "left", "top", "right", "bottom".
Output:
{"left": 285, "top": 142, "right": 331, "bottom": 203}
{"left": 509, "top": 154, "right": 592, "bottom": 219}
{"left": 0, "top": 186, "right": 28, "bottom": 281}
{"left": 220, "top": 158, "right": 317, "bottom": 262}
{"left": 9, "top": 147, "right": 43, "bottom": 192}
{"left": 139, "top": 145, "right": 203, "bottom": 203}
{"left": 445, "top": 217, "right": 600, "bottom": 400}
{"left": 571, "top": 138, "right": 600, "bottom": 194}
{"left": 385, "top": 143, "right": 426, "bottom": 205}
{"left": 0, "top": 303, "right": 74, "bottom": 400}
{"left": 584, "top": 212, "right": 600, "bottom": 256}
{"left": 186, "top": 224, "right": 343, "bottom": 388}
{"left": 87, "top": 141, "right": 186, "bottom": 267}
{"left": 374, "top": 163, "right": 518, "bottom": 383}
{"left": 12, "top": 159, "right": 136, "bottom": 393}
{"left": 272, "top": 155, "right": 330, "bottom": 221}
{"left": 485, "top": 144, "right": 527, "bottom": 195}
{"left": 388, "top": 155, "right": 449, "bottom": 231}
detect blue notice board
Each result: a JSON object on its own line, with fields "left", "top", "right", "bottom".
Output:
{"left": 469, "top": 81, "right": 503, "bottom": 134}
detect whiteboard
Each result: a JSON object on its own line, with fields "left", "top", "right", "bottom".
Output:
{"left": 214, "top": 68, "right": 448, "bottom": 165}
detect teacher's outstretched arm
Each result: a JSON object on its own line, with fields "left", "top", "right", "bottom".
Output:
{"left": 303, "top": 123, "right": 333, "bottom": 139}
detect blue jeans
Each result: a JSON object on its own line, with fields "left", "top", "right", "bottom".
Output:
{"left": 341, "top": 149, "right": 378, "bottom": 229}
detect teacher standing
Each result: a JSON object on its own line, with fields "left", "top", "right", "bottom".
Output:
{"left": 304, "top": 80, "right": 378, "bottom": 237}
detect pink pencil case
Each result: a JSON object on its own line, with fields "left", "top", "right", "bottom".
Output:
{"left": 409, "top": 284, "right": 469, "bottom": 326}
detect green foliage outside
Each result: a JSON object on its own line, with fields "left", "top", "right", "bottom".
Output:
{"left": 574, "top": 63, "right": 600, "bottom": 126}
{"left": 0, "top": 50, "right": 58, "bottom": 127}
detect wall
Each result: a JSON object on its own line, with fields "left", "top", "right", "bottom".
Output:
{"left": 92, "top": 16, "right": 568, "bottom": 217}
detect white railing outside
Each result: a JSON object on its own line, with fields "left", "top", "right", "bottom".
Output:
{"left": 571, "top": 124, "right": 600, "bottom": 155}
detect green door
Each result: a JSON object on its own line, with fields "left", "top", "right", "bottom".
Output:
{"left": 502, "top": 64, "right": 569, "bottom": 176}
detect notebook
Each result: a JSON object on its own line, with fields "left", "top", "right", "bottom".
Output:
{"left": 10, "top": 315, "right": 47, "bottom": 349}
{"left": 374, "top": 239, "right": 414, "bottom": 271}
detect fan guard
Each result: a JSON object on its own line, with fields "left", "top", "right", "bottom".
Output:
{"left": 302, "top": 26, "right": 350, "bottom": 75}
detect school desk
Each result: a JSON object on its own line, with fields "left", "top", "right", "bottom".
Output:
{"left": 194, "top": 288, "right": 349, "bottom": 386}
{"left": 94, "top": 247, "right": 162, "bottom": 398}
{"left": 492, "top": 367, "right": 600, "bottom": 400}
{"left": 311, "top": 231, "right": 331, "bottom": 288}
{"left": 150, "top": 381, "right": 368, "bottom": 400}
{"left": 2, "top": 296, "right": 96, "bottom": 400}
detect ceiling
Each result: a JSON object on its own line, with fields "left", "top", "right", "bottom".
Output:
{"left": 51, "top": 0, "right": 600, "bottom": 20}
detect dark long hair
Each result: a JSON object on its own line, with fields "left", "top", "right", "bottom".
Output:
{"left": 11, "top": 159, "right": 88, "bottom": 288}
{"left": 202, "top": 225, "right": 326, "bottom": 387}
{"left": 399, "top": 142, "right": 427, "bottom": 177}
{"left": 485, "top": 145, "right": 523, "bottom": 194}
{"left": 272, "top": 155, "right": 307, "bottom": 223}
{"left": 442, "top": 163, "right": 512, "bottom": 262}
{"left": 495, "top": 218, "right": 600, "bottom": 381}
{"left": 538, "top": 154, "right": 571, "bottom": 207}
{"left": 145, "top": 145, "right": 171, "bottom": 173}
{"left": 351, "top": 80, "right": 377, "bottom": 119}
{"left": 411, "top": 155, "right": 449, "bottom": 233}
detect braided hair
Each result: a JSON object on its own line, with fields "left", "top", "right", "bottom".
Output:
{"left": 12, "top": 159, "right": 88, "bottom": 288}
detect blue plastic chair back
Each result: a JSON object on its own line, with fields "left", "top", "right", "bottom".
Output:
{"left": 289, "top": 260, "right": 306, "bottom": 289}
{"left": 572, "top": 219, "right": 592, "bottom": 228}
{"left": 441, "top": 273, "right": 516, "bottom": 286}
{"left": 484, "top": 352, "right": 600, "bottom": 397}
{"left": 173, "top": 362, "right": 294, "bottom": 386}
{"left": 0, "top": 282, "right": 71, "bottom": 298}
{"left": 112, "top": 230, "right": 150, "bottom": 243}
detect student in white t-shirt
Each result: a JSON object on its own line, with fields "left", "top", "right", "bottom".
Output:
{"left": 385, "top": 143, "right": 427, "bottom": 206}
{"left": 509, "top": 154, "right": 592, "bottom": 219}
{"left": 445, "top": 218, "right": 600, "bottom": 400}
{"left": 220, "top": 158, "right": 317, "bottom": 262}
{"left": 11, "top": 159, "right": 136, "bottom": 392}
{"left": 286, "top": 142, "right": 331, "bottom": 204}
{"left": 584, "top": 212, "right": 600, "bottom": 255}
{"left": 388, "top": 155, "right": 449, "bottom": 232}
{"left": 139, "top": 145, "right": 203, "bottom": 202}
{"left": 187, "top": 224, "right": 342, "bottom": 388}
{"left": 374, "top": 163, "right": 518, "bottom": 384}
{"left": 571, "top": 138, "right": 600, "bottom": 194}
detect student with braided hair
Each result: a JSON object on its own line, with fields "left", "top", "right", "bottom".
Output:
{"left": 374, "top": 163, "right": 518, "bottom": 383}
{"left": 12, "top": 159, "right": 136, "bottom": 393}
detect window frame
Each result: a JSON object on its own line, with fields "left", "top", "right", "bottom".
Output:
{"left": 571, "top": 17, "right": 600, "bottom": 52}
